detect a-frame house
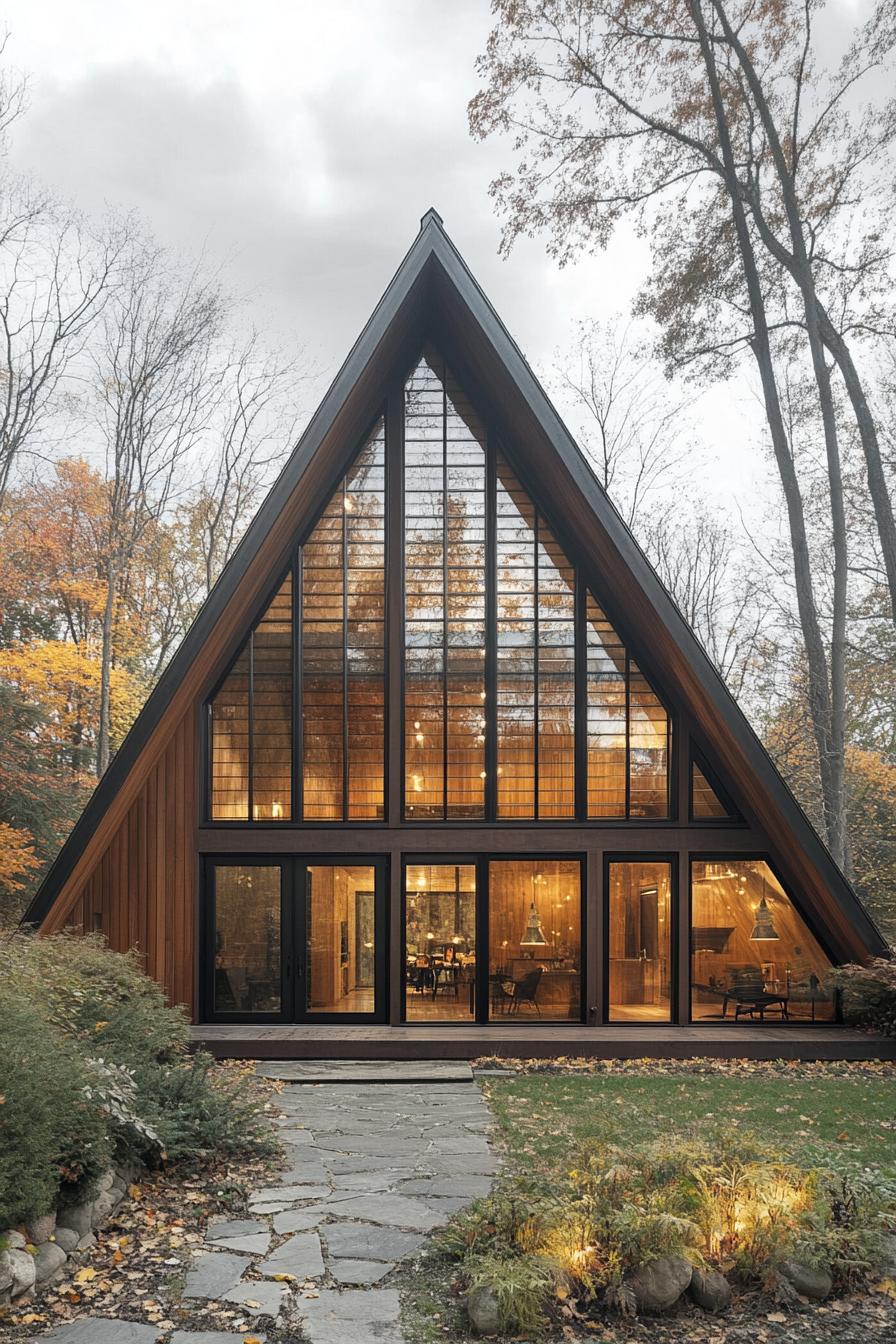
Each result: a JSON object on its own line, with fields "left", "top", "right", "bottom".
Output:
{"left": 23, "top": 210, "right": 887, "bottom": 1055}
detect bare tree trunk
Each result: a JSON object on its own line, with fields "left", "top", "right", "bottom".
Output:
{"left": 689, "top": 0, "right": 839, "bottom": 853}
{"left": 97, "top": 562, "right": 117, "bottom": 775}
{"left": 711, "top": 0, "right": 896, "bottom": 630}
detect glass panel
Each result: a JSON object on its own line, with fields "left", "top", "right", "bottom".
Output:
{"left": 213, "top": 866, "right": 281, "bottom": 1012}
{"left": 404, "top": 352, "right": 486, "bottom": 818}
{"left": 585, "top": 596, "right": 626, "bottom": 816}
{"left": 585, "top": 596, "right": 669, "bottom": 818}
{"left": 488, "top": 860, "right": 581, "bottom": 1021}
{"left": 210, "top": 577, "right": 293, "bottom": 821}
{"left": 495, "top": 459, "right": 575, "bottom": 819}
{"left": 629, "top": 663, "right": 669, "bottom": 817}
{"left": 252, "top": 576, "right": 293, "bottom": 819}
{"left": 210, "top": 645, "right": 250, "bottom": 819}
{"left": 302, "top": 421, "right": 385, "bottom": 819}
{"left": 690, "top": 860, "right": 835, "bottom": 1022}
{"left": 306, "top": 865, "right": 377, "bottom": 1014}
{"left": 608, "top": 860, "right": 672, "bottom": 1021}
{"left": 404, "top": 863, "right": 477, "bottom": 1022}
{"left": 692, "top": 762, "right": 730, "bottom": 819}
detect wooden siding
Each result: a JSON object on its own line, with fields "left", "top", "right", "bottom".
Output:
{"left": 53, "top": 710, "right": 196, "bottom": 1014}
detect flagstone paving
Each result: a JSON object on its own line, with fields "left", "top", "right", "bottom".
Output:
{"left": 29, "top": 1069, "right": 496, "bottom": 1343}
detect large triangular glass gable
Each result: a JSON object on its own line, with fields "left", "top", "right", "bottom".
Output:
{"left": 402, "top": 348, "right": 670, "bottom": 820}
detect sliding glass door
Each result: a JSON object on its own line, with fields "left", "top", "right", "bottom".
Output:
{"left": 204, "top": 858, "right": 386, "bottom": 1022}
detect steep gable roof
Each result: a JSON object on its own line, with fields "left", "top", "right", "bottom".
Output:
{"left": 23, "top": 209, "right": 887, "bottom": 961}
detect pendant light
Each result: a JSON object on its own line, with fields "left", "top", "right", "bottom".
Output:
{"left": 520, "top": 900, "right": 548, "bottom": 948}
{"left": 750, "top": 894, "right": 780, "bottom": 941}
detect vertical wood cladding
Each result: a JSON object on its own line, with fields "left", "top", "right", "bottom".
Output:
{"left": 56, "top": 710, "right": 196, "bottom": 1013}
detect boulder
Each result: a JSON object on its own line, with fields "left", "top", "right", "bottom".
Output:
{"left": 467, "top": 1283, "right": 502, "bottom": 1334}
{"left": 625, "top": 1256, "right": 693, "bottom": 1313}
{"left": 33, "top": 1241, "right": 67, "bottom": 1284}
{"left": 3, "top": 1231, "right": 27, "bottom": 1250}
{"left": 1, "top": 1247, "right": 36, "bottom": 1298}
{"left": 90, "top": 1188, "right": 121, "bottom": 1227}
{"left": 53, "top": 1227, "right": 80, "bottom": 1254}
{"left": 689, "top": 1267, "right": 731, "bottom": 1313}
{"left": 26, "top": 1211, "right": 57, "bottom": 1244}
{"left": 57, "top": 1202, "right": 94, "bottom": 1237}
{"left": 0, "top": 1250, "right": 13, "bottom": 1296}
{"left": 778, "top": 1260, "right": 832, "bottom": 1300}
{"left": 878, "top": 1234, "right": 896, "bottom": 1277}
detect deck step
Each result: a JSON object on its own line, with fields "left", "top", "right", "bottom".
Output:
{"left": 255, "top": 1059, "right": 474, "bottom": 1084}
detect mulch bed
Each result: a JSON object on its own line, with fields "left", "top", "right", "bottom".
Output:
{"left": 2, "top": 1064, "right": 292, "bottom": 1341}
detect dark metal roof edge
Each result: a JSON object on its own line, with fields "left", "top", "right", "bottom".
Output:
{"left": 425, "top": 227, "right": 887, "bottom": 957}
{"left": 21, "top": 217, "right": 442, "bottom": 926}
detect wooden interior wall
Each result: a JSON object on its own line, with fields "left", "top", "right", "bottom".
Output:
{"left": 57, "top": 709, "right": 196, "bottom": 1014}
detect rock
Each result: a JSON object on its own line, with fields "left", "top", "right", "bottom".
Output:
{"left": 2, "top": 1247, "right": 36, "bottom": 1297}
{"left": 878, "top": 1234, "right": 896, "bottom": 1277}
{"left": 33, "top": 1242, "right": 67, "bottom": 1284}
{"left": 89, "top": 1188, "right": 120, "bottom": 1227}
{"left": 626, "top": 1256, "right": 693, "bottom": 1313}
{"left": 56, "top": 1202, "right": 93, "bottom": 1237}
{"left": 27, "top": 1320, "right": 161, "bottom": 1342}
{"left": 76, "top": 1233, "right": 96, "bottom": 1251}
{"left": 96, "top": 1170, "right": 115, "bottom": 1194}
{"left": 4, "top": 1231, "right": 27, "bottom": 1249}
{"left": 26, "top": 1211, "right": 57, "bottom": 1244}
{"left": 467, "top": 1283, "right": 502, "bottom": 1335}
{"left": 53, "top": 1228, "right": 80, "bottom": 1254}
{"left": 182, "top": 1250, "right": 252, "bottom": 1299}
{"left": 689, "top": 1266, "right": 731, "bottom": 1313}
{"left": 778, "top": 1259, "right": 832, "bottom": 1300}
{"left": 0, "top": 1250, "right": 13, "bottom": 1297}
{"left": 329, "top": 1258, "right": 392, "bottom": 1284}
{"left": 258, "top": 1231, "right": 324, "bottom": 1280}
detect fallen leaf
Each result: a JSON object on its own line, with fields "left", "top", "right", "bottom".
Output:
{"left": 74, "top": 1268, "right": 97, "bottom": 1283}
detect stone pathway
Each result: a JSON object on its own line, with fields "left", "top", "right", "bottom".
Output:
{"left": 29, "top": 1064, "right": 496, "bottom": 1344}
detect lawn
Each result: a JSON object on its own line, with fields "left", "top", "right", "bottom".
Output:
{"left": 484, "top": 1061, "right": 896, "bottom": 1179}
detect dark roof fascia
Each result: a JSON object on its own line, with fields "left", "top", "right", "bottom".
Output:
{"left": 423, "top": 229, "right": 887, "bottom": 957}
{"left": 21, "top": 218, "right": 441, "bottom": 927}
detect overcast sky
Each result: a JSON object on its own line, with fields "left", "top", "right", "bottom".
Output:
{"left": 1, "top": 0, "right": 847, "bottom": 517}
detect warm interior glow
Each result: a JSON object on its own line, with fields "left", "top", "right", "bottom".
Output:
{"left": 690, "top": 860, "right": 834, "bottom": 1021}
{"left": 608, "top": 860, "right": 672, "bottom": 1021}
{"left": 404, "top": 864, "right": 476, "bottom": 1022}
{"left": 302, "top": 421, "right": 385, "bottom": 820}
{"left": 489, "top": 860, "right": 581, "bottom": 1021}
{"left": 305, "top": 865, "right": 377, "bottom": 1014}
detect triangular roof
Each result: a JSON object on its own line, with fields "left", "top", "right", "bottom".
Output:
{"left": 23, "top": 209, "right": 886, "bottom": 961}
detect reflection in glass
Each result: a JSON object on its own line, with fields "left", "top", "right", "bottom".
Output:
{"left": 404, "top": 864, "right": 476, "bottom": 1021}
{"left": 306, "top": 865, "right": 377, "bottom": 1013}
{"left": 488, "top": 860, "right": 581, "bottom": 1021}
{"left": 210, "top": 578, "right": 293, "bottom": 820}
{"left": 496, "top": 457, "right": 575, "bottom": 818}
{"left": 404, "top": 352, "right": 486, "bottom": 818}
{"left": 301, "top": 422, "right": 385, "bottom": 820}
{"left": 608, "top": 860, "right": 672, "bottom": 1021}
{"left": 692, "top": 762, "right": 730, "bottom": 819}
{"left": 690, "top": 860, "right": 835, "bottom": 1021}
{"left": 586, "top": 595, "right": 669, "bottom": 817}
{"left": 213, "top": 866, "right": 281, "bottom": 1012}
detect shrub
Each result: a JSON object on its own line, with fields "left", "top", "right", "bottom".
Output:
{"left": 131, "top": 1051, "right": 278, "bottom": 1165}
{"left": 466, "top": 1251, "right": 556, "bottom": 1337}
{"left": 831, "top": 957, "right": 896, "bottom": 1036}
{"left": 0, "top": 931, "right": 277, "bottom": 1227}
{"left": 0, "top": 985, "right": 111, "bottom": 1228}
{"left": 442, "top": 1132, "right": 896, "bottom": 1327}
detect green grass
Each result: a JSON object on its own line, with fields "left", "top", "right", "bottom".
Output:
{"left": 485, "top": 1064, "right": 896, "bottom": 1178}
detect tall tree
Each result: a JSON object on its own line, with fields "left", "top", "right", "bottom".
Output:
{"left": 92, "top": 241, "right": 225, "bottom": 773}
{"left": 469, "top": 0, "right": 895, "bottom": 867}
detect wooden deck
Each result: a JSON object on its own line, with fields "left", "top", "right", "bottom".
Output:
{"left": 192, "top": 1023, "right": 896, "bottom": 1062}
